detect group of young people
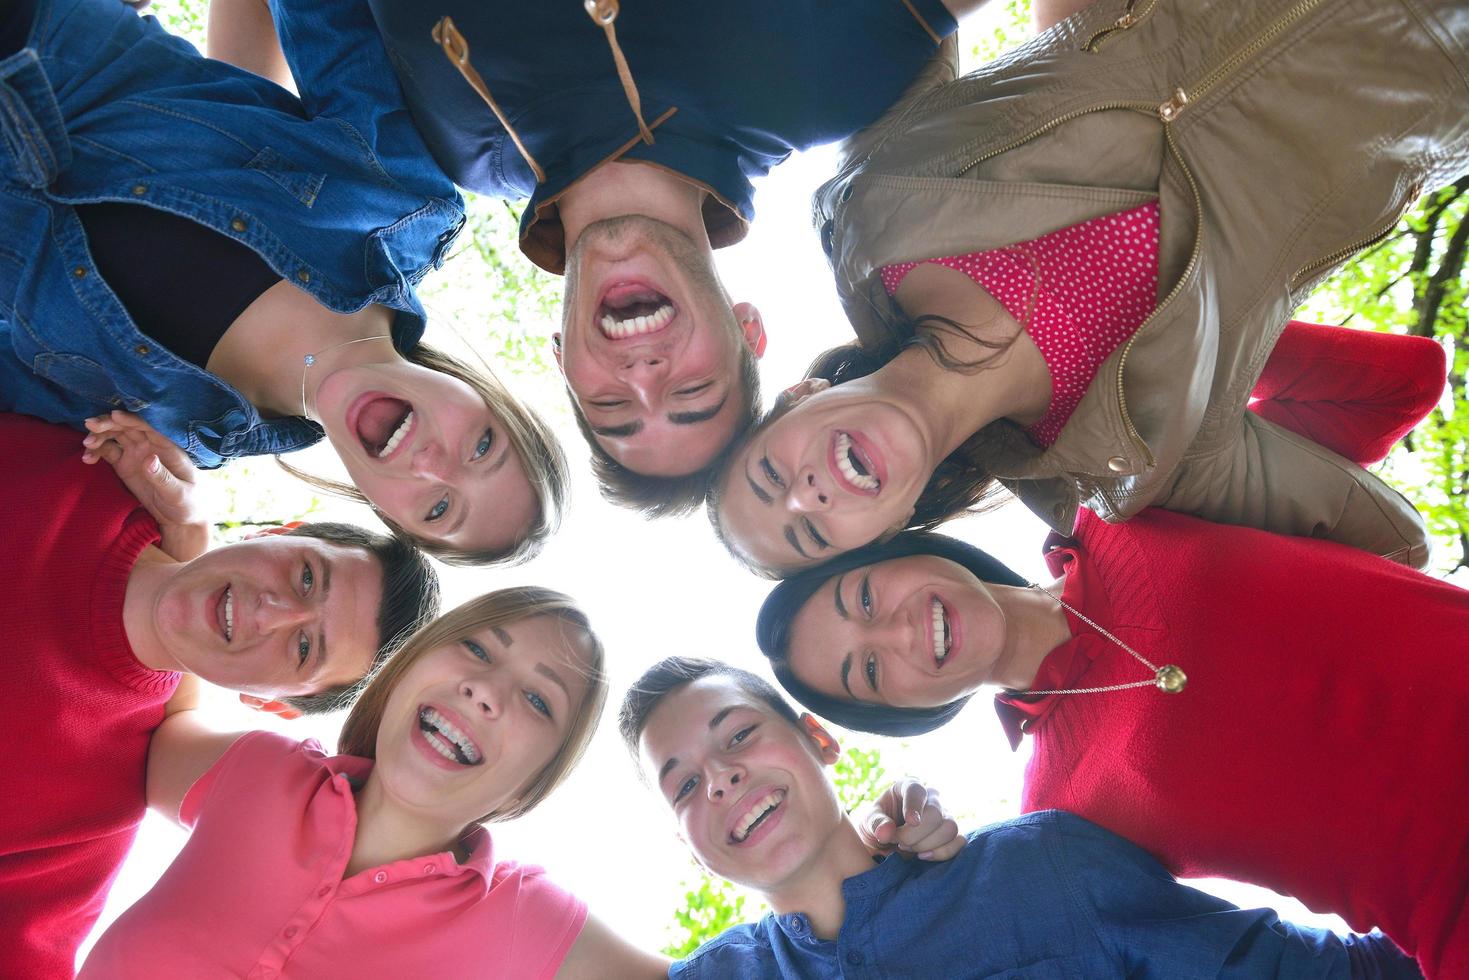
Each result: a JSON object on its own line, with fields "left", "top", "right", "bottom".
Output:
{"left": 4, "top": 0, "right": 1467, "bottom": 976}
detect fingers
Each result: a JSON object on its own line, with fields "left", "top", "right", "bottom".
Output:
{"left": 899, "top": 778, "right": 930, "bottom": 827}
{"left": 858, "top": 810, "right": 898, "bottom": 851}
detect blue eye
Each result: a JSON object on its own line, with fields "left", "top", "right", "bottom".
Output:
{"left": 525, "top": 691, "right": 552, "bottom": 718}
{"left": 462, "top": 639, "right": 490, "bottom": 663}
{"left": 864, "top": 654, "right": 877, "bottom": 691}
{"left": 301, "top": 563, "right": 314, "bottom": 595}
{"left": 859, "top": 578, "right": 873, "bottom": 616}
{"left": 675, "top": 775, "right": 698, "bottom": 802}
{"left": 426, "top": 496, "right": 449, "bottom": 522}
{"left": 473, "top": 430, "right": 493, "bottom": 460}
{"left": 730, "top": 725, "right": 756, "bottom": 747}
{"left": 297, "top": 632, "right": 311, "bottom": 667}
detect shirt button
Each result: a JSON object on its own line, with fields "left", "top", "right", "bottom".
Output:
{"left": 1106, "top": 455, "right": 1129, "bottom": 472}
{"left": 284, "top": 926, "right": 298, "bottom": 939}
{"left": 72, "top": 266, "right": 87, "bottom": 278}
{"left": 131, "top": 184, "right": 148, "bottom": 195}
{"left": 846, "top": 951, "right": 864, "bottom": 965}
{"left": 296, "top": 268, "right": 311, "bottom": 283}
{"left": 134, "top": 344, "right": 150, "bottom": 356}
{"left": 422, "top": 864, "right": 435, "bottom": 874}
{"left": 231, "top": 218, "right": 248, "bottom": 233}
{"left": 373, "top": 871, "right": 388, "bottom": 884}
{"left": 820, "top": 219, "right": 834, "bottom": 257}
{"left": 317, "top": 885, "right": 331, "bottom": 897}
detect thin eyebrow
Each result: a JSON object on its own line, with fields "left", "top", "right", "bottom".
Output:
{"left": 745, "top": 469, "right": 773, "bottom": 506}
{"left": 658, "top": 756, "right": 679, "bottom": 786}
{"left": 592, "top": 420, "right": 644, "bottom": 438}
{"left": 492, "top": 626, "right": 513, "bottom": 646}
{"left": 668, "top": 394, "right": 729, "bottom": 426}
{"left": 315, "top": 556, "right": 333, "bottom": 673}
{"left": 783, "top": 525, "right": 809, "bottom": 559}
{"left": 840, "top": 655, "right": 855, "bottom": 699}
{"left": 534, "top": 662, "right": 571, "bottom": 700}
{"left": 833, "top": 574, "right": 848, "bottom": 620}
{"left": 709, "top": 706, "right": 737, "bottom": 731}
{"left": 443, "top": 502, "right": 468, "bottom": 537}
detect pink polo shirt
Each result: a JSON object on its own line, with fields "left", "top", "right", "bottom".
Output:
{"left": 80, "top": 731, "right": 587, "bottom": 979}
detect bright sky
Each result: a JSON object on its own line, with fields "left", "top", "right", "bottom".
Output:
{"left": 80, "top": 4, "right": 1354, "bottom": 967}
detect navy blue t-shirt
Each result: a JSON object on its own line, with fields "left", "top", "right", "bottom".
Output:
{"left": 670, "top": 812, "right": 1418, "bottom": 979}
{"left": 367, "top": 0, "right": 956, "bottom": 271}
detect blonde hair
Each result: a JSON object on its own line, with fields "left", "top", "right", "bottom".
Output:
{"left": 280, "top": 343, "right": 569, "bottom": 567}
{"left": 337, "top": 587, "right": 608, "bottom": 824}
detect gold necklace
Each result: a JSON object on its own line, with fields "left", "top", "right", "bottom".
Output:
{"left": 1016, "top": 583, "right": 1187, "bottom": 696}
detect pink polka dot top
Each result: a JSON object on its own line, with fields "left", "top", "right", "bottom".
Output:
{"left": 880, "top": 201, "right": 1160, "bottom": 447}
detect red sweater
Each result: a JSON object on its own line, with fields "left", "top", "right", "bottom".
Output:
{"left": 0, "top": 416, "right": 175, "bottom": 980}
{"left": 999, "top": 326, "right": 1464, "bottom": 977}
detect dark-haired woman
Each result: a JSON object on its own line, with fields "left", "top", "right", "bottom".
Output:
{"left": 0, "top": 0, "right": 566, "bottom": 565}
{"left": 709, "top": 0, "right": 1469, "bottom": 576}
{"left": 753, "top": 329, "right": 1468, "bottom": 977}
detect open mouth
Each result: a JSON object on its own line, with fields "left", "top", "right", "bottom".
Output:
{"left": 597, "top": 282, "right": 676, "bottom": 340}
{"left": 832, "top": 431, "right": 880, "bottom": 494}
{"left": 729, "top": 788, "right": 786, "bottom": 844}
{"left": 215, "top": 585, "right": 234, "bottom": 643}
{"left": 354, "top": 396, "right": 415, "bottom": 460}
{"left": 418, "top": 706, "right": 484, "bottom": 766}
{"left": 930, "top": 596, "right": 952, "bottom": 667}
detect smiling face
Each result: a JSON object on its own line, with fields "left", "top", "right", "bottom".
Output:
{"left": 558, "top": 215, "right": 762, "bottom": 477}
{"left": 313, "top": 361, "right": 538, "bottom": 554}
{"left": 717, "top": 384, "right": 932, "bottom": 573}
{"left": 638, "top": 675, "right": 843, "bottom": 893}
{"left": 371, "top": 615, "right": 596, "bottom": 828}
{"left": 787, "top": 556, "right": 1010, "bottom": 709}
{"left": 145, "top": 535, "right": 383, "bottom": 699}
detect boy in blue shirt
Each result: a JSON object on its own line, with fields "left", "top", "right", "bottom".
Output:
{"left": 619, "top": 657, "right": 1418, "bottom": 979}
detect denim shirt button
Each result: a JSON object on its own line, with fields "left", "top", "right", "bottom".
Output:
{"left": 785, "top": 914, "right": 808, "bottom": 938}
{"left": 72, "top": 266, "right": 87, "bottom": 278}
{"left": 846, "top": 951, "right": 864, "bottom": 965}
{"left": 296, "top": 268, "right": 311, "bottom": 283}
{"left": 231, "top": 218, "right": 248, "bottom": 233}
{"left": 820, "top": 219, "right": 835, "bottom": 257}
{"left": 131, "top": 184, "right": 148, "bottom": 196}
{"left": 134, "top": 344, "right": 150, "bottom": 356}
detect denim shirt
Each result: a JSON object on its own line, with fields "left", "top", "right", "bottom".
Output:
{"left": 365, "top": 0, "right": 957, "bottom": 273}
{"left": 0, "top": 0, "right": 463, "bottom": 466}
{"left": 670, "top": 812, "right": 1416, "bottom": 980}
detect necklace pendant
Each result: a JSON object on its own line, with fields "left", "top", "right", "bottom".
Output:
{"left": 303, "top": 353, "right": 316, "bottom": 367}
{"left": 1154, "top": 665, "right": 1187, "bottom": 693}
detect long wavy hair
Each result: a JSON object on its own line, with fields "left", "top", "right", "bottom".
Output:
{"left": 337, "top": 587, "right": 607, "bottom": 825}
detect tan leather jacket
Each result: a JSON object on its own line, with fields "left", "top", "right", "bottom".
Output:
{"left": 815, "top": 0, "right": 1469, "bottom": 568}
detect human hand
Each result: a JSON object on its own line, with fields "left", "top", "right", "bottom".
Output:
{"left": 83, "top": 412, "right": 210, "bottom": 560}
{"left": 856, "top": 777, "right": 965, "bottom": 862}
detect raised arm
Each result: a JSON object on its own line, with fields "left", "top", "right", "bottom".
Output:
{"left": 554, "top": 913, "right": 669, "bottom": 980}
{"left": 83, "top": 411, "right": 211, "bottom": 562}
{"left": 146, "top": 679, "right": 248, "bottom": 826}
{"left": 206, "top": 0, "right": 292, "bottom": 88}
{"left": 1249, "top": 320, "right": 1445, "bottom": 467}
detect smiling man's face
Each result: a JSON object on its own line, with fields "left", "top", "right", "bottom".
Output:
{"left": 638, "top": 675, "right": 844, "bottom": 893}
{"left": 557, "top": 215, "right": 763, "bottom": 478}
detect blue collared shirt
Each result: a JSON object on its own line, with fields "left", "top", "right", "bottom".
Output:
{"left": 670, "top": 812, "right": 1417, "bottom": 980}
{"left": 365, "top": 0, "right": 957, "bottom": 272}
{"left": 0, "top": 0, "right": 463, "bottom": 466}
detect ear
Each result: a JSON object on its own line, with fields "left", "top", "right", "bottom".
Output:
{"left": 733, "top": 303, "right": 767, "bottom": 360}
{"left": 550, "top": 332, "right": 565, "bottom": 373}
{"left": 772, "top": 377, "right": 831, "bottom": 415}
{"left": 239, "top": 693, "right": 304, "bottom": 721}
{"left": 244, "top": 521, "right": 303, "bottom": 541}
{"left": 878, "top": 506, "right": 916, "bottom": 543}
{"left": 799, "top": 713, "right": 842, "bottom": 765}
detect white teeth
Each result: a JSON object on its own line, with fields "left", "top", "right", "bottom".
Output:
{"left": 223, "top": 587, "right": 234, "bottom": 642}
{"left": 419, "top": 707, "right": 483, "bottom": 765}
{"left": 377, "top": 411, "right": 413, "bottom": 459}
{"left": 931, "top": 598, "right": 947, "bottom": 665}
{"left": 834, "top": 433, "right": 879, "bottom": 491}
{"left": 732, "top": 790, "right": 784, "bottom": 842}
{"left": 599, "top": 303, "right": 674, "bottom": 338}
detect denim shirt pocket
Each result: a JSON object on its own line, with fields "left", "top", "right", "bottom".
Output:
{"left": 365, "top": 198, "right": 464, "bottom": 287}
{"left": 31, "top": 351, "right": 149, "bottom": 412}
{"left": 245, "top": 147, "right": 327, "bottom": 207}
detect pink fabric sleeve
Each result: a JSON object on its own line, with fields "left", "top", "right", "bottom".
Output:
{"left": 179, "top": 730, "right": 318, "bottom": 829}
{"left": 1249, "top": 320, "right": 1445, "bottom": 466}
{"left": 489, "top": 861, "right": 590, "bottom": 979}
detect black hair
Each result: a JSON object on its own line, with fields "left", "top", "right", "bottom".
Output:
{"left": 618, "top": 656, "right": 801, "bottom": 757}
{"left": 755, "top": 532, "right": 1026, "bottom": 736}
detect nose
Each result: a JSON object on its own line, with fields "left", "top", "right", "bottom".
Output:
{"left": 705, "top": 762, "right": 745, "bottom": 803}
{"left": 256, "top": 591, "right": 312, "bottom": 635}
{"left": 410, "top": 442, "right": 454, "bottom": 481}
{"left": 869, "top": 605, "right": 919, "bottom": 662}
{"left": 788, "top": 466, "right": 831, "bottom": 513}
{"left": 618, "top": 355, "right": 670, "bottom": 404}
{"left": 458, "top": 672, "right": 503, "bottom": 718}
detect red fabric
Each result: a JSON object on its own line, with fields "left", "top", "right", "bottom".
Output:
{"left": 880, "top": 202, "right": 1160, "bottom": 446}
{"left": 0, "top": 415, "right": 174, "bottom": 980}
{"left": 1248, "top": 320, "right": 1446, "bottom": 467}
{"left": 83, "top": 731, "right": 587, "bottom": 979}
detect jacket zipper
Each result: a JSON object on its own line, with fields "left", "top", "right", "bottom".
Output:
{"left": 1082, "top": 0, "right": 1157, "bottom": 53}
{"left": 955, "top": 0, "right": 1327, "bottom": 467}
{"left": 1288, "top": 186, "right": 1420, "bottom": 291}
